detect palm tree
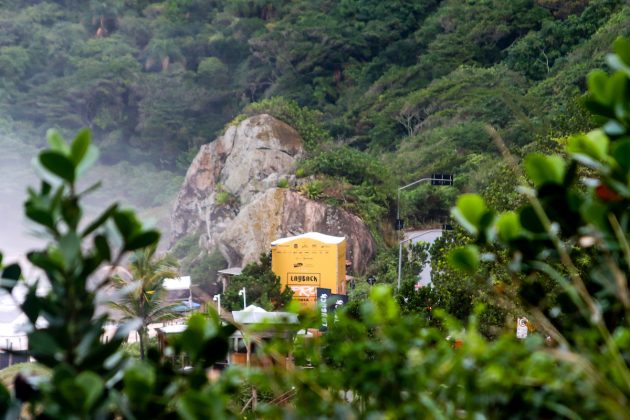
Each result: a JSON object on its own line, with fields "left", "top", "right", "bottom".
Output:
{"left": 109, "top": 246, "right": 179, "bottom": 360}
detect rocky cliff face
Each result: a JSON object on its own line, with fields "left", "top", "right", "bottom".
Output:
{"left": 171, "top": 114, "right": 376, "bottom": 273}
{"left": 171, "top": 114, "right": 304, "bottom": 248}
{"left": 219, "top": 188, "right": 375, "bottom": 274}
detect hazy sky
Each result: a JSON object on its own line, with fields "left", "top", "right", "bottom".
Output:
{"left": 0, "top": 133, "right": 175, "bottom": 259}
{"left": 0, "top": 135, "right": 40, "bottom": 258}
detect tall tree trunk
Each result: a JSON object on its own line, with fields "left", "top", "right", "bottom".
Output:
{"left": 140, "top": 293, "right": 146, "bottom": 360}
{"left": 139, "top": 328, "right": 145, "bottom": 360}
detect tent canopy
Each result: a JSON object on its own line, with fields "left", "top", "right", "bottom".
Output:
{"left": 163, "top": 276, "right": 191, "bottom": 290}
{"left": 232, "top": 305, "right": 298, "bottom": 324}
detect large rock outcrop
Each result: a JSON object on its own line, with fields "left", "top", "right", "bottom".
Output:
{"left": 171, "top": 114, "right": 304, "bottom": 248}
{"left": 171, "top": 114, "right": 376, "bottom": 274}
{"left": 218, "top": 189, "right": 376, "bottom": 274}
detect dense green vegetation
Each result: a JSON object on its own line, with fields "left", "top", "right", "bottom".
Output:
{"left": 222, "top": 252, "right": 293, "bottom": 311}
{"left": 1, "top": 0, "right": 626, "bottom": 168}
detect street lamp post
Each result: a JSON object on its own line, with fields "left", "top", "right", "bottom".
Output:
{"left": 396, "top": 174, "right": 453, "bottom": 290}
{"left": 213, "top": 294, "right": 221, "bottom": 316}
{"left": 238, "top": 287, "right": 247, "bottom": 309}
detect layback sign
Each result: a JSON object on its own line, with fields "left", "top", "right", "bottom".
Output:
{"left": 287, "top": 273, "right": 322, "bottom": 303}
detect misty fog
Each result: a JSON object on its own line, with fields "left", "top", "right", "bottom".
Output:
{"left": 0, "top": 132, "right": 180, "bottom": 260}
{"left": 0, "top": 134, "right": 40, "bottom": 259}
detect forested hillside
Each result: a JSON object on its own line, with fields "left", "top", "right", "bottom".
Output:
{"left": 1, "top": 0, "right": 629, "bottom": 240}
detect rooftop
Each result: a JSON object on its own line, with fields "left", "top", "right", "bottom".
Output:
{"left": 217, "top": 267, "right": 243, "bottom": 276}
{"left": 271, "top": 232, "right": 345, "bottom": 246}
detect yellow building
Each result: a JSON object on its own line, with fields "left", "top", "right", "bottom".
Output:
{"left": 271, "top": 232, "right": 346, "bottom": 305}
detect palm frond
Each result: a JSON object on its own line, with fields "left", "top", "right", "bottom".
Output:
{"left": 108, "top": 246, "right": 183, "bottom": 334}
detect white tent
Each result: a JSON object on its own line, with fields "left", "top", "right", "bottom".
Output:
{"left": 0, "top": 292, "right": 29, "bottom": 351}
{"left": 162, "top": 276, "right": 193, "bottom": 310}
{"left": 163, "top": 276, "right": 191, "bottom": 290}
{"left": 232, "top": 305, "right": 298, "bottom": 325}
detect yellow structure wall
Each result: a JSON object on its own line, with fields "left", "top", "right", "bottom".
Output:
{"left": 271, "top": 237, "right": 346, "bottom": 305}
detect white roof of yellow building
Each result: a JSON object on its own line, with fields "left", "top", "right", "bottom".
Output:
{"left": 271, "top": 232, "right": 345, "bottom": 246}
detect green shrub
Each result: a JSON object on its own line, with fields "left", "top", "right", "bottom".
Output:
{"left": 243, "top": 96, "right": 331, "bottom": 148}
{"left": 0, "top": 363, "right": 49, "bottom": 388}
{"left": 214, "top": 184, "right": 237, "bottom": 206}
{"left": 442, "top": 37, "right": 630, "bottom": 417}
{"left": 222, "top": 253, "right": 292, "bottom": 311}
{"left": 276, "top": 178, "right": 289, "bottom": 188}
{"left": 300, "top": 180, "right": 324, "bottom": 199}
{"left": 303, "top": 144, "right": 390, "bottom": 186}
{"left": 196, "top": 56, "right": 228, "bottom": 85}
{"left": 0, "top": 129, "right": 238, "bottom": 418}
{"left": 214, "top": 191, "right": 231, "bottom": 205}
{"left": 224, "top": 113, "right": 247, "bottom": 131}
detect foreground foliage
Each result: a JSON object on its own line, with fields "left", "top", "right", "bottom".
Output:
{"left": 0, "top": 130, "right": 236, "bottom": 418}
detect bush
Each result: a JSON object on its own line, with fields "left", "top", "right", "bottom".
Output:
{"left": 444, "top": 37, "right": 630, "bottom": 416}
{"left": 302, "top": 144, "right": 390, "bottom": 186}
{"left": 243, "top": 96, "right": 331, "bottom": 147}
{"left": 196, "top": 56, "right": 228, "bottom": 85}
{"left": 276, "top": 178, "right": 289, "bottom": 188}
{"left": 300, "top": 180, "right": 324, "bottom": 199}
{"left": 214, "top": 183, "right": 237, "bottom": 206}
{"left": 214, "top": 191, "right": 231, "bottom": 205}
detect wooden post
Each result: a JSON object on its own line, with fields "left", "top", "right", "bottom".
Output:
{"left": 246, "top": 339, "right": 251, "bottom": 368}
